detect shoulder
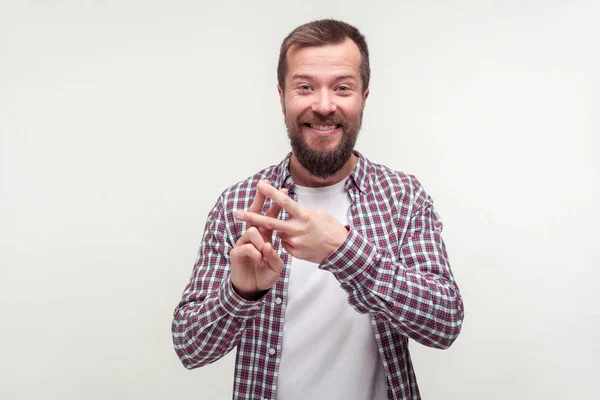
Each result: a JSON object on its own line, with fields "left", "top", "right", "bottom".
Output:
{"left": 218, "top": 157, "right": 289, "bottom": 208}
{"left": 363, "top": 157, "right": 426, "bottom": 203}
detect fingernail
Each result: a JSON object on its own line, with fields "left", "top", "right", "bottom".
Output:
{"left": 234, "top": 210, "right": 244, "bottom": 219}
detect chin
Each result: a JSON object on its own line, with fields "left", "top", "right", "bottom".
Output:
{"left": 304, "top": 133, "right": 342, "bottom": 151}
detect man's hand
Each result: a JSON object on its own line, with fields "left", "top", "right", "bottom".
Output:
{"left": 229, "top": 180, "right": 286, "bottom": 300}
{"left": 229, "top": 227, "right": 284, "bottom": 300}
{"left": 234, "top": 181, "right": 349, "bottom": 264}
{"left": 246, "top": 180, "right": 288, "bottom": 244}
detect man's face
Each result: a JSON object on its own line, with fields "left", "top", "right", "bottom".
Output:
{"left": 278, "top": 39, "right": 369, "bottom": 179}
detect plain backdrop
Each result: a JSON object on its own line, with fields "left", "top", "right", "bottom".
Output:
{"left": 1, "top": 1, "right": 598, "bottom": 399}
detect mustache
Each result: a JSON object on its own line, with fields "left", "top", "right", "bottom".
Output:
{"left": 297, "top": 114, "right": 347, "bottom": 126}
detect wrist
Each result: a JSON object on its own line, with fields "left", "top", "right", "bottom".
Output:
{"left": 324, "top": 224, "right": 350, "bottom": 261}
{"left": 232, "top": 283, "right": 268, "bottom": 301}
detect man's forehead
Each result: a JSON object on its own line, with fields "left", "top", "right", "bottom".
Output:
{"left": 286, "top": 39, "right": 361, "bottom": 71}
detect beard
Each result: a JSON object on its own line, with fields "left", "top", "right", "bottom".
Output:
{"left": 284, "top": 106, "right": 363, "bottom": 179}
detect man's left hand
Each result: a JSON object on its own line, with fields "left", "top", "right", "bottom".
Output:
{"left": 234, "top": 181, "right": 349, "bottom": 264}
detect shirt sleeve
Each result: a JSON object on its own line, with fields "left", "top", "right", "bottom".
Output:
{"left": 319, "top": 177, "right": 464, "bottom": 349}
{"left": 172, "top": 194, "right": 265, "bottom": 369}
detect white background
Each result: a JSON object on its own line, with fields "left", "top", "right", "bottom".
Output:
{"left": 1, "top": 1, "right": 598, "bottom": 399}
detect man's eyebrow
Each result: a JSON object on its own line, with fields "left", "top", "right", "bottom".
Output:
{"left": 334, "top": 73, "right": 358, "bottom": 81}
{"left": 291, "top": 73, "right": 314, "bottom": 81}
{"left": 291, "top": 73, "right": 358, "bottom": 81}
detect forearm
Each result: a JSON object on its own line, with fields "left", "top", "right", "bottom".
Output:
{"left": 172, "top": 276, "right": 264, "bottom": 369}
{"left": 320, "top": 229, "right": 464, "bottom": 349}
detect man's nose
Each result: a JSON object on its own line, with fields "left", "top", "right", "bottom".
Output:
{"left": 311, "top": 90, "right": 337, "bottom": 116}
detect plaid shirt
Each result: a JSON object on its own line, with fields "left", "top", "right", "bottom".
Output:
{"left": 172, "top": 151, "right": 464, "bottom": 400}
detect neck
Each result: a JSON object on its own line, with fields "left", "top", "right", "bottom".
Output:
{"left": 289, "top": 152, "right": 358, "bottom": 187}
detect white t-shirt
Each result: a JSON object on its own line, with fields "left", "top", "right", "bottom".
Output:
{"left": 275, "top": 179, "right": 387, "bottom": 400}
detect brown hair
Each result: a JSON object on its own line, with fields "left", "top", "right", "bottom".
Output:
{"left": 277, "top": 19, "right": 370, "bottom": 92}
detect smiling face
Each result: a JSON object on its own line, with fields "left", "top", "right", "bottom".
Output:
{"left": 278, "top": 38, "right": 369, "bottom": 180}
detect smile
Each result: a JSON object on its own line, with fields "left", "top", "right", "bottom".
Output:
{"left": 304, "top": 123, "right": 342, "bottom": 133}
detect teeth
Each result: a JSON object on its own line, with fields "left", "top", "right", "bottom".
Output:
{"left": 310, "top": 124, "right": 337, "bottom": 131}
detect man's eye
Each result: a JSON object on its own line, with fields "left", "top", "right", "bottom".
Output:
{"left": 299, "top": 85, "right": 311, "bottom": 91}
{"left": 336, "top": 86, "right": 350, "bottom": 92}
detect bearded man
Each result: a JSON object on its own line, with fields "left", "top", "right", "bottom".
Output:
{"left": 172, "top": 19, "right": 464, "bottom": 400}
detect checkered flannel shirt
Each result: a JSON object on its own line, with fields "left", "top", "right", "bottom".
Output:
{"left": 172, "top": 151, "right": 464, "bottom": 400}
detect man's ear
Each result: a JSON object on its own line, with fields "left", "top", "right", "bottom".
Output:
{"left": 277, "top": 84, "right": 285, "bottom": 114}
{"left": 363, "top": 88, "right": 370, "bottom": 109}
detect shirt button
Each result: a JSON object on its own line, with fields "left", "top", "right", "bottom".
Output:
{"left": 268, "top": 348, "right": 276, "bottom": 355}
{"left": 275, "top": 297, "right": 282, "bottom": 305}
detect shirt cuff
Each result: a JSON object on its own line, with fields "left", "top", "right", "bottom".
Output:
{"left": 319, "top": 227, "right": 378, "bottom": 285}
{"left": 218, "top": 277, "right": 265, "bottom": 319}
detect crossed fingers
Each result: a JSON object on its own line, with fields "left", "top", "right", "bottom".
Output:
{"left": 235, "top": 181, "right": 305, "bottom": 234}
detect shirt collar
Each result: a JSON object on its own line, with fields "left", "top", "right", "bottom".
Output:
{"left": 269, "top": 150, "right": 371, "bottom": 194}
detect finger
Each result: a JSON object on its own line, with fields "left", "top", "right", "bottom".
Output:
{"left": 258, "top": 226, "right": 271, "bottom": 244}
{"left": 257, "top": 182, "right": 304, "bottom": 218}
{"left": 235, "top": 226, "right": 266, "bottom": 250}
{"left": 247, "top": 179, "right": 270, "bottom": 214}
{"left": 231, "top": 243, "right": 263, "bottom": 266}
{"left": 262, "top": 242, "right": 284, "bottom": 274}
{"left": 264, "top": 188, "right": 288, "bottom": 219}
{"left": 235, "top": 210, "right": 291, "bottom": 233}
{"left": 260, "top": 189, "right": 289, "bottom": 242}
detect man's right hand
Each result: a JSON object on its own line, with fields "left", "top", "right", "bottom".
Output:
{"left": 230, "top": 227, "right": 284, "bottom": 300}
{"left": 229, "top": 181, "right": 286, "bottom": 300}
